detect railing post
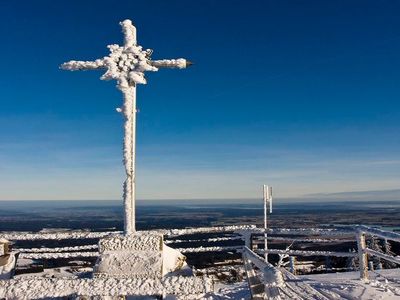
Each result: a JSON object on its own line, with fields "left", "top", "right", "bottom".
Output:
{"left": 356, "top": 229, "right": 368, "bottom": 280}
{"left": 368, "top": 261, "right": 374, "bottom": 271}
{"left": 289, "top": 256, "right": 296, "bottom": 275}
{"left": 245, "top": 233, "right": 251, "bottom": 249}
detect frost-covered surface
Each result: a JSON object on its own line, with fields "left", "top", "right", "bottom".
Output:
{"left": 176, "top": 246, "right": 242, "bottom": 253}
{"left": 254, "top": 236, "right": 353, "bottom": 243}
{"left": 243, "top": 247, "right": 284, "bottom": 288}
{"left": 0, "top": 276, "right": 213, "bottom": 299}
{"left": 95, "top": 234, "right": 164, "bottom": 278}
{"left": 259, "top": 248, "right": 358, "bottom": 258}
{"left": 19, "top": 245, "right": 242, "bottom": 259}
{"left": 151, "top": 59, "right": 188, "bottom": 69}
{"left": 20, "top": 251, "right": 98, "bottom": 259}
{"left": 120, "top": 82, "right": 136, "bottom": 233}
{"left": 268, "top": 227, "right": 355, "bottom": 236}
{"left": 357, "top": 225, "right": 400, "bottom": 243}
{"left": 94, "top": 233, "right": 190, "bottom": 278}
{"left": 165, "top": 236, "right": 243, "bottom": 244}
{"left": 94, "top": 250, "right": 162, "bottom": 278}
{"left": 2, "top": 225, "right": 355, "bottom": 241}
{"left": 17, "top": 244, "right": 98, "bottom": 253}
{"left": 61, "top": 20, "right": 155, "bottom": 87}
{"left": 14, "top": 266, "right": 91, "bottom": 279}
{"left": 0, "top": 252, "right": 16, "bottom": 279}
{"left": 160, "top": 225, "right": 257, "bottom": 236}
{"left": 1, "top": 230, "right": 118, "bottom": 241}
{"left": 364, "top": 247, "right": 400, "bottom": 265}
{"left": 61, "top": 20, "right": 189, "bottom": 87}
{"left": 301, "top": 268, "right": 400, "bottom": 299}
{"left": 210, "top": 280, "right": 251, "bottom": 299}
{"left": 0, "top": 238, "right": 8, "bottom": 256}
{"left": 99, "top": 233, "right": 162, "bottom": 252}
{"left": 162, "top": 245, "right": 187, "bottom": 275}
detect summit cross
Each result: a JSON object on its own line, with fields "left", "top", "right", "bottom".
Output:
{"left": 61, "top": 20, "right": 191, "bottom": 234}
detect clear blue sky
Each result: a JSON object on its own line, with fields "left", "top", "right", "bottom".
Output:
{"left": 1, "top": 0, "right": 399, "bottom": 200}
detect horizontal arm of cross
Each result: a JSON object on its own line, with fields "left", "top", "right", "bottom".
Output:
{"left": 151, "top": 59, "right": 193, "bottom": 69}
{"left": 60, "top": 59, "right": 106, "bottom": 71}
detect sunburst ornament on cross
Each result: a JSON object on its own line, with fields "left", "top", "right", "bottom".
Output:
{"left": 61, "top": 20, "right": 192, "bottom": 234}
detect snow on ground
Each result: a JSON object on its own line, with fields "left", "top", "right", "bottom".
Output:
{"left": 300, "top": 269, "right": 400, "bottom": 300}
{"left": 210, "top": 280, "right": 251, "bottom": 299}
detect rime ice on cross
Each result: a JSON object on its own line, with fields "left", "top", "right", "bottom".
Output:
{"left": 61, "top": 20, "right": 191, "bottom": 234}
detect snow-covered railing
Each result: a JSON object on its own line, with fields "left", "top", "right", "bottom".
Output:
{"left": 17, "top": 245, "right": 243, "bottom": 258}
{"left": 242, "top": 246, "right": 284, "bottom": 298}
{"left": 252, "top": 236, "right": 354, "bottom": 243}
{"left": 357, "top": 225, "right": 400, "bottom": 243}
{"left": 159, "top": 224, "right": 257, "bottom": 237}
{"left": 261, "top": 248, "right": 357, "bottom": 258}
{"left": 1, "top": 231, "right": 120, "bottom": 241}
{"left": 2, "top": 226, "right": 353, "bottom": 241}
{"left": 364, "top": 248, "right": 400, "bottom": 266}
{"left": 165, "top": 236, "right": 242, "bottom": 244}
{"left": 19, "top": 251, "right": 99, "bottom": 259}
{"left": 16, "top": 244, "right": 99, "bottom": 253}
{"left": 356, "top": 225, "right": 400, "bottom": 280}
{"left": 268, "top": 227, "right": 354, "bottom": 236}
{"left": 176, "top": 246, "right": 242, "bottom": 253}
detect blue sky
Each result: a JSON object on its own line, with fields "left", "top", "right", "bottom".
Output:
{"left": 0, "top": 0, "right": 400, "bottom": 200}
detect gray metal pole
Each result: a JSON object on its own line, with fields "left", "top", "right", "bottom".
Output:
{"left": 263, "top": 184, "right": 268, "bottom": 263}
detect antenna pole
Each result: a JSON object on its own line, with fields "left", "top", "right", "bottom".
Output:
{"left": 263, "top": 184, "right": 268, "bottom": 262}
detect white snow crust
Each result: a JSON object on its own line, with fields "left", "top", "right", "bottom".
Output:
{"left": 19, "top": 251, "right": 98, "bottom": 259}
{"left": 17, "top": 244, "right": 98, "bottom": 253}
{"left": 94, "top": 250, "right": 162, "bottom": 278}
{"left": 176, "top": 246, "right": 242, "bottom": 253}
{"left": 151, "top": 59, "right": 188, "bottom": 69}
{"left": 1, "top": 230, "right": 119, "bottom": 241}
{"left": 0, "top": 276, "right": 213, "bottom": 299}
{"left": 98, "top": 233, "right": 162, "bottom": 252}
{"left": 160, "top": 225, "right": 257, "bottom": 237}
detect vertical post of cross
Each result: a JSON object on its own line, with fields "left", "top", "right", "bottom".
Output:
{"left": 118, "top": 20, "right": 138, "bottom": 234}
{"left": 120, "top": 84, "right": 137, "bottom": 234}
{"left": 356, "top": 229, "right": 368, "bottom": 280}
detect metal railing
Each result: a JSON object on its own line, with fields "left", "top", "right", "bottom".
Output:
{"left": 356, "top": 225, "right": 400, "bottom": 280}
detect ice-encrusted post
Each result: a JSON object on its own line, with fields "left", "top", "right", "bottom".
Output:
{"left": 61, "top": 20, "right": 191, "bottom": 234}
{"left": 356, "top": 229, "right": 368, "bottom": 280}
{"left": 289, "top": 256, "right": 296, "bottom": 275}
{"left": 263, "top": 185, "right": 272, "bottom": 263}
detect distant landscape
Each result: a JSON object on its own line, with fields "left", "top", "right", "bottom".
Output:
{"left": 1, "top": 197, "right": 400, "bottom": 232}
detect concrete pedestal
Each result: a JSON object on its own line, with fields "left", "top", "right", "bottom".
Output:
{"left": 94, "top": 233, "right": 164, "bottom": 278}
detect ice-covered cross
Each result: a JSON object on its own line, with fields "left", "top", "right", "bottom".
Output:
{"left": 61, "top": 20, "right": 191, "bottom": 234}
